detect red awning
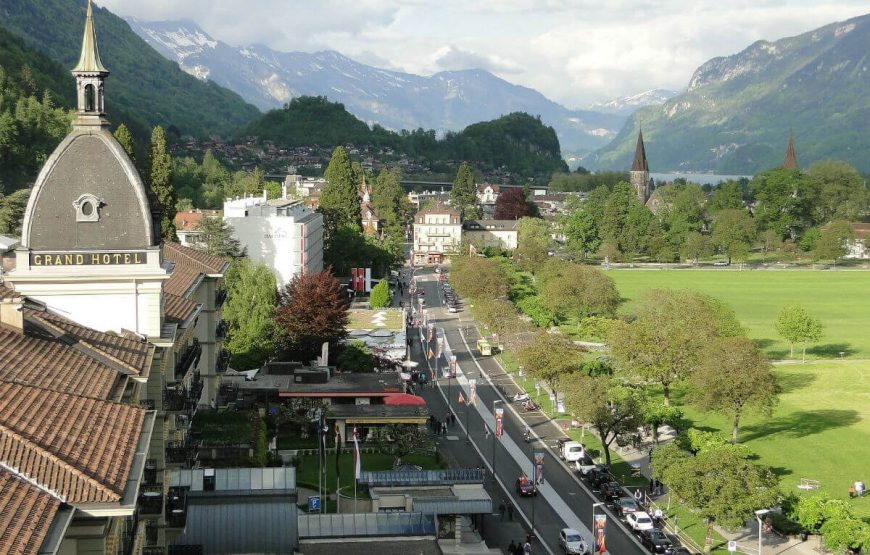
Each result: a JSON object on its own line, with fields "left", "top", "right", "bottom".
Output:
{"left": 383, "top": 393, "right": 427, "bottom": 406}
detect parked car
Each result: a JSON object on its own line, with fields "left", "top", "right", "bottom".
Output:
{"left": 559, "top": 441, "right": 586, "bottom": 462}
{"left": 558, "top": 528, "right": 590, "bottom": 555}
{"left": 516, "top": 475, "right": 537, "bottom": 497}
{"left": 601, "top": 481, "right": 623, "bottom": 502}
{"left": 666, "top": 547, "right": 695, "bottom": 555}
{"left": 626, "top": 511, "right": 655, "bottom": 532}
{"left": 615, "top": 497, "right": 640, "bottom": 517}
{"left": 574, "top": 456, "right": 598, "bottom": 476}
{"left": 639, "top": 529, "right": 672, "bottom": 553}
{"left": 585, "top": 468, "right": 610, "bottom": 490}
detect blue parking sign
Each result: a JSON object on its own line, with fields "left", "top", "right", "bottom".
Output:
{"left": 308, "top": 496, "right": 321, "bottom": 511}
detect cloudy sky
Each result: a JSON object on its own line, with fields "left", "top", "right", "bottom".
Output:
{"left": 100, "top": 0, "right": 868, "bottom": 109}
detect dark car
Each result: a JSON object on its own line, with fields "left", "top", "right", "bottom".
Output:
{"left": 665, "top": 548, "right": 695, "bottom": 555}
{"left": 615, "top": 496, "right": 640, "bottom": 516}
{"left": 639, "top": 529, "right": 672, "bottom": 553}
{"left": 516, "top": 477, "right": 537, "bottom": 496}
{"left": 585, "top": 468, "right": 610, "bottom": 489}
{"left": 602, "top": 481, "right": 623, "bottom": 502}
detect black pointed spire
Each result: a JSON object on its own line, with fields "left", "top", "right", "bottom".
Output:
{"left": 631, "top": 130, "right": 649, "bottom": 172}
{"left": 783, "top": 131, "right": 799, "bottom": 170}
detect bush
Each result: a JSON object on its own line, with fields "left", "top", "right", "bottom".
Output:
{"left": 576, "top": 316, "right": 616, "bottom": 342}
{"left": 369, "top": 280, "right": 392, "bottom": 308}
{"left": 516, "top": 295, "right": 556, "bottom": 327}
{"left": 337, "top": 340, "right": 375, "bottom": 372}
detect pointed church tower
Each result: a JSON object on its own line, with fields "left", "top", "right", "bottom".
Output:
{"left": 71, "top": 0, "right": 110, "bottom": 127}
{"left": 630, "top": 130, "right": 651, "bottom": 203}
{"left": 783, "top": 131, "right": 799, "bottom": 170}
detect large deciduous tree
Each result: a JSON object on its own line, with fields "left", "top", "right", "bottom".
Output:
{"left": 320, "top": 146, "right": 361, "bottom": 239}
{"left": 494, "top": 187, "right": 531, "bottom": 220}
{"left": 610, "top": 288, "right": 742, "bottom": 405}
{"left": 708, "top": 180, "right": 745, "bottom": 213}
{"left": 651, "top": 443, "right": 780, "bottom": 555}
{"left": 689, "top": 336, "right": 779, "bottom": 443}
{"left": 514, "top": 217, "right": 552, "bottom": 273}
{"left": 806, "top": 160, "right": 868, "bottom": 223}
{"left": 275, "top": 269, "right": 350, "bottom": 361}
{"left": 148, "top": 125, "right": 178, "bottom": 241}
{"left": 537, "top": 261, "right": 619, "bottom": 322}
{"left": 223, "top": 260, "right": 279, "bottom": 370}
{"left": 774, "top": 304, "right": 823, "bottom": 360}
{"left": 563, "top": 374, "right": 645, "bottom": 466}
{"left": 451, "top": 162, "right": 481, "bottom": 219}
{"left": 516, "top": 331, "right": 584, "bottom": 393}
{"left": 193, "top": 216, "right": 244, "bottom": 259}
{"left": 711, "top": 208, "right": 756, "bottom": 264}
{"left": 751, "top": 168, "right": 818, "bottom": 239}
{"left": 813, "top": 219, "right": 854, "bottom": 263}
{"left": 449, "top": 255, "right": 508, "bottom": 300}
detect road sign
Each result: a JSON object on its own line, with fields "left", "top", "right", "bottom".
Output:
{"left": 308, "top": 496, "right": 321, "bottom": 511}
{"left": 727, "top": 540, "right": 737, "bottom": 552}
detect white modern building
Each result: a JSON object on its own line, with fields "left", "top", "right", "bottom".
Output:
{"left": 413, "top": 203, "right": 462, "bottom": 265}
{"left": 223, "top": 194, "right": 324, "bottom": 287}
{"left": 463, "top": 219, "right": 519, "bottom": 250}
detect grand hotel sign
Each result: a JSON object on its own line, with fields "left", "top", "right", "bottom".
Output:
{"left": 30, "top": 251, "right": 147, "bottom": 266}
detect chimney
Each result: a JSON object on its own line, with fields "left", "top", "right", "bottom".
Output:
{"left": 0, "top": 296, "right": 24, "bottom": 333}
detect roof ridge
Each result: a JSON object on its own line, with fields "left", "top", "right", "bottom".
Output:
{"left": 164, "top": 241, "right": 226, "bottom": 273}
{"left": 0, "top": 460, "right": 67, "bottom": 503}
{"left": 0, "top": 424, "right": 121, "bottom": 502}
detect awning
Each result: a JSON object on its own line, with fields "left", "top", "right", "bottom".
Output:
{"left": 384, "top": 393, "right": 426, "bottom": 406}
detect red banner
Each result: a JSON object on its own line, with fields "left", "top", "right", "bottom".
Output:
{"left": 495, "top": 407, "right": 504, "bottom": 438}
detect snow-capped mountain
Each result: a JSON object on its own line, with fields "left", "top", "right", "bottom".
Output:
{"left": 126, "top": 18, "right": 626, "bottom": 151}
{"left": 589, "top": 89, "right": 679, "bottom": 116}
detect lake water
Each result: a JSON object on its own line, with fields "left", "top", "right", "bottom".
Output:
{"left": 651, "top": 172, "right": 751, "bottom": 185}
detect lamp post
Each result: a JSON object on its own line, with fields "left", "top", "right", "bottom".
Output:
{"left": 592, "top": 502, "right": 605, "bottom": 553}
{"left": 492, "top": 399, "right": 503, "bottom": 482}
{"left": 531, "top": 443, "right": 538, "bottom": 539}
{"left": 755, "top": 509, "right": 770, "bottom": 555}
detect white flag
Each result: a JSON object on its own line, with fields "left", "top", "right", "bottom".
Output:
{"left": 353, "top": 427, "right": 362, "bottom": 480}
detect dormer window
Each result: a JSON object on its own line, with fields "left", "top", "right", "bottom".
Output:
{"left": 73, "top": 193, "right": 103, "bottom": 222}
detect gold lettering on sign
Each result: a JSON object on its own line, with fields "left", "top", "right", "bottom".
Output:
{"left": 30, "top": 251, "right": 149, "bottom": 266}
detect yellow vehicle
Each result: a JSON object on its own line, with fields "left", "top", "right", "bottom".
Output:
{"left": 476, "top": 339, "right": 492, "bottom": 356}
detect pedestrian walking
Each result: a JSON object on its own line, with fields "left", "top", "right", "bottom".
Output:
{"left": 499, "top": 500, "right": 506, "bottom": 521}
{"left": 508, "top": 540, "right": 516, "bottom": 554}
{"left": 507, "top": 502, "right": 514, "bottom": 521}
{"left": 634, "top": 488, "right": 644, "bottom": 504}
{"left": 441, "top": 421, "right": 448, "bottom": 435}
{"left": 523, "top": 538, "right": 532, "bottom": 554}
{"left": 513, "top": 541, "right": 524, "bottom": 555}
{"left": 653, "top": 507, "right": 663, "bottom": 527}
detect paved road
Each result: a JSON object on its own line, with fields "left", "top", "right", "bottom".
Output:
{"left": 404, "top": 267, "right": 648, "bottom": 555}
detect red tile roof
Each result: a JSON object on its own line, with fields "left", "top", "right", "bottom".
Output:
{"left": 175, "top": 210, "right": 221, "bottom": 232}
{"left": 0, "top": 469, "right": 62, "bottom": 555}
{"left": 0, "top": 382, "right": 146, "bottom": 504}
{"left": 163, "top": 242, "right": 229, "bottom": 298}
{"left": 0, "top": 285, "right": 21, "bottom": 301}
{"left": 164, "top": 293, "right": 200, "bottom": 324}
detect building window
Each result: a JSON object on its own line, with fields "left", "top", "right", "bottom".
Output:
{"left": 73, "top": 193, "right": 102, "bottom": 222}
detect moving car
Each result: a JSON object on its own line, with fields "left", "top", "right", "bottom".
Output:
{"left": 559, "top": 528, "right": 589, "bottom": 555}
{"left": 639, "top": 529, "right": 672, "bottom": 553}
{"left": 626, "top": 511, "right": 655, "bottom": 532}
{"left": 615, "top": 497, "right": 640, "bottom": 517}
{"left": 516, "top": 475, "right": 537, "bottom": 496}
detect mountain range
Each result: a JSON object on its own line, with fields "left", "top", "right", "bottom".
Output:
{"left": 589, "top": 89, "right": 678, "bottom": 116}
{"left": 125, "top": 18, "right": 638, "bottom": 153}
{"left": 592, "top": 13, "right": 870, "bottom": 174}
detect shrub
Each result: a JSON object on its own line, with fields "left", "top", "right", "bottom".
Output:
{"left": 369, "top": 279, "right": 391, "bottom": 308}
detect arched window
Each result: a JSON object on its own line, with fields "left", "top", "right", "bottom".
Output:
{"left": 84, "top": 84, "right": 95, "bottom": 112}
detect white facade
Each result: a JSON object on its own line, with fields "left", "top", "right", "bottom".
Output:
{"left": 463, "top": 220, "right": 519, "bottom": 250}
{"left": 476, "top": 184, "right": 500, "bottom": 204}
{"left": 413, "top": 204, "right": 462, "bottom": 264}
{"left": 224, "top": 195, "right": 324, "bottom": 287}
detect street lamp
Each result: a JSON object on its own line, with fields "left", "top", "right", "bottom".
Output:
{"left": 755, "top": 509, "right": 770, "bottom": 555}
{"left": 592, "top": 502, "right": 605, "bottom": 553}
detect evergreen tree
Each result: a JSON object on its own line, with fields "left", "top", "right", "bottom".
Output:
{"left": 319, "top": 146, "right": 361, "bottom": 240}
{"left": 113, "top": 123, "right": 136, "bottom": 167}
{"left": 0, "top": 189, "right": 31, "bottom": 236}
{"left": 193, "top": 216, "right": 244, "bottom": 259}
{"left": 451, "top": 162, "right": 481, "bottom": 219}
{"left": 369, "top": 279, "right": 392, "bottom": 309}
{"left": 148, "top": 126, "right": 177, "bottom": 241}
{"left": 372, "top": 168, "right": 405, "bottom": 228}
{"left": 223, "top": 260, "right": 279, "bottom": 370}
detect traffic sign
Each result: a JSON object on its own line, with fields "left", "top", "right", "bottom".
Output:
{"left": 727, "top": 540, "right": 737, "bottom": 552}
{"left": 308, "top": 496, "right": 321, "bottom": 511}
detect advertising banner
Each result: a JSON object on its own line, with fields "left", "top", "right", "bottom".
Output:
{"left": 449, "top": 355, "right": 457, "bottom": 378}
{"left": 593, "top": 514, "right": 607, "bottom": 554}
{"left": 534, "top": 451, "right": 544, "bottom": 484}
{"left": 469, "top": 379, "right": 477, "bottom": 406}
{"left": 427, "top": 323, "right": 434, "bottom": 342}
{"left": 495, "top": 407, "right": 504, "bottom": 438}
{"left": 436, "top": 337, "right": 444, "bottom": 358}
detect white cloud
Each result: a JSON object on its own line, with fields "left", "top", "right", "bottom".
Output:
{"left": 99, "top": 0, "right": 869, "bottom": 108}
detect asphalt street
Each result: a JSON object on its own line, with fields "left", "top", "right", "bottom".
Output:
{"left": 402, "top": 267, "right": 648, "bottom": 555}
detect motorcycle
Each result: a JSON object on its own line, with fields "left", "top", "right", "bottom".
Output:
{"left": 523, "top": 429, "right": 531, "bottom": 443}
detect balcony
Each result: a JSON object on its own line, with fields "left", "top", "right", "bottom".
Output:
{"left": 166, "top": 440, "right": 199, "bottom": 464}
{"left": 215, "top": 289, "right": 227, "bottom": 309}
{"left": 138, "top": 486, "right": 163, "bottom": 515}
{"left": 166, "top": 486, "right": 187, "bottom": 527}
{"left": 216, "top": 349, "right": 230, "bottom": 374}
{"left": 163, "top": 372, "right": 202, "bottom": 413}
{"left": 215, "top": 319, "right": 228, "bottom": 340}
{"left": 143, "top": 459, "right": 158, "bottom": 486}
{"left": 174, "top": 338, "right": 201, "bottom": 381}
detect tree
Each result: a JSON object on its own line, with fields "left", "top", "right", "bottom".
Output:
{"left": 641, "top": 401, "right": 684, "bottom": 446}
{"left": 372, "top": 168, "right": 406, "bottom": 229}
{"left": 113, "top": 123, "right": 136, "bottom": 167}
{"left": 193, "top": 216, "right": 244, "bottom": 259}
{"left": 222, "top": 260, "right": 279, "bottom": 370}
{"left": 658, "top": 183, "right": 707, "bottom": 254}
{"left": 610, "top": 289, "right": 742, "bottom": 405}
{"left": 336, "top": 340, "right": 374, "bottom": 373}
{"left": 711, "top": 208, "right": 756, "bottom": 264}
{"left": 709, "top": 180, "right": 745, "bottom": 212}
{"left": 275, "top": 269, "right": 350, "bottom": 360}
{"left": 774, "top": 304, "right": 823, "bottom": 360}
{"left": 751, "top": 168, "right": 818, "bottom": 239}
{"left": 514, "top": 217, "right": 552, "bottom": 273}
{"left": 562, "top": 374, "right": 645, "bottom": 466}
{"left": 689, "top": 336, "right": 779, "bottom": 443}
{"left": 494, "top": 187, "right": 531, "bottom": 220}
{"left": 319, "top": 146, "right": 361, "bottom": 240}
{"left": 0, "top": 188, "right": 30, "bottom": 236}
{"left": 369, "top": 279, "right": 391, "bottom": 308}
{"left": 564, "top": 207, "right": 600, "bottom": 260}
{"left": 651, "top": 443, "right": 780, "bottom": 555}
{"left": 371, "top": 424, "right": 432, "bottom": 462}
{"left": 813, "top": 219, "right": 854, "bottom": 263}
{"left": 681, "top": 231, "right": 711, "bottom": 264}
{"left": 515, "top": 331, "right": 584, "bottom": 393}
{"left": 537, "top": 262, "right": 619, "bottom": 322}
{"left": 449, "top": 256, "right": 508, "bottom": 300}
{"left": 451, "top": 162, "right": 481, "bottom": 219}
{"left": 806, "top": 160, "right": 868, "bottom": 223}
{"left": 148, "top": 126, "right": 178, "bottom": 241}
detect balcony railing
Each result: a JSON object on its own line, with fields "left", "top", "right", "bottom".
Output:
{"left": 166, "top": 487, "right": 187, "bottom": 527}
{"left": 164, "top": 372, "right": 202, "bottom": 414}
{"left": 216, "top": 349, "right": 230, "bottom": 374}
{"left": 215, "top": 289, "right": 227, "bottom": 309}
{"left": 143, "top": 459, "right": 158, "bottom": 486}
{"left": 138, "top": 486, "right": 163, "bottom": 515}
{"left": 174, "top": 338, "right": 201, "bottom": 381}
{"left": 166, "top": 440, "right": 199, "bottom": 464}
{"left": 215, "top": 319, "right": 228, "bottom": 340}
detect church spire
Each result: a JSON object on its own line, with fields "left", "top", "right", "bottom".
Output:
{"left": 783, "top": 131, "right": 799, "bottom": 170}
{"left": 631, "top": 129, "right": 649, "bottom": 172}
{"left": 72, "top": 0, "right": 109, "bottom": 127}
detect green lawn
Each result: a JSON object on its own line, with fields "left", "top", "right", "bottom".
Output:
{"left": 672, "top": 361, "right": 870, "bottom": 519}
{"left": 347, "top": 308, "right": 404, "bottom": 330}
{"left": 608, "top": 269, "right": 870, "bottom": 359}
{"left": 295, "top": 451, "right": 444, "bottom": 494}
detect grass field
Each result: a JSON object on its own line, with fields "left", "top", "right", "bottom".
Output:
{"left": 295, "top": 451, "right": 444, "bottom": 493}
{"left": 608, "top": 269, "right": 870, "bottom": 359}
{"left": 347, "top": 308, "right": 404, "bottom": 330}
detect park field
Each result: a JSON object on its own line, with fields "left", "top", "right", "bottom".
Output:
{"left": 608, "top": 269, "right": 870, "bottom": 359}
